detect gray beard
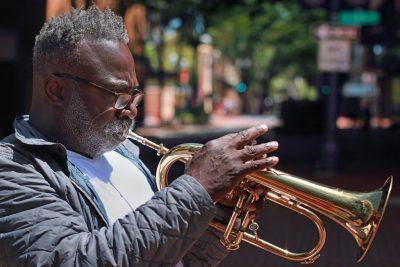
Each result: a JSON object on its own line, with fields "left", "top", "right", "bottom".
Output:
{"left": 62, "top": 90, "right": 134, "bottom": 158}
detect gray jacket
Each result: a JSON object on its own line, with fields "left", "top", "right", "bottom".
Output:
{"left": 0, "top": 116, "right": 229, "bottom": 266}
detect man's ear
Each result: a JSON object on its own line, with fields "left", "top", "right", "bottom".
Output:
{"left": 44, "top": 76, "right": 68, "bottom": 106}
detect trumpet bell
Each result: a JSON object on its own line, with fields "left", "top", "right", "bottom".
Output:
{"left": 249, "top": 169, "right": 393, "bottom": 262}
{"left": 355, "top": 175, "right": 392, "bottom": 262}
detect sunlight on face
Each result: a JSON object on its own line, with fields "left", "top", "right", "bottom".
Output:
{"left": 63, "top": 89, "right": 134, "bottom": 157}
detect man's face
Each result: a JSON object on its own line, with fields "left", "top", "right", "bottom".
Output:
{"left": 61, "top": 40, "right": 140, "bottom": 157}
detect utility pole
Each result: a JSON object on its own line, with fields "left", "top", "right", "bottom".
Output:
{"left": 319, "top": 0, "right": 340, "bottom": 170}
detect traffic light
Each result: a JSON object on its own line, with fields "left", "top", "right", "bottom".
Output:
{"left": 236, "top": 82, "right": 247, "bottom": 93}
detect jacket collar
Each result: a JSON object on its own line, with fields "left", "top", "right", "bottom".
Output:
{"left": 14, "top": 115, "right": 59, "bottom": 146}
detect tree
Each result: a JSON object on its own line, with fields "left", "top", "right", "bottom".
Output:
{"left": 207, "top": 0, "right": 324, "bottom": 113}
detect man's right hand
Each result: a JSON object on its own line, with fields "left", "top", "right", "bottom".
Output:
{"left": 185, "top": 125, "right": 279, "bottom": 202}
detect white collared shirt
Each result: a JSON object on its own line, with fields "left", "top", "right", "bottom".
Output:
{"left": 67, "top": 150, "right": 154, "bottom": 224}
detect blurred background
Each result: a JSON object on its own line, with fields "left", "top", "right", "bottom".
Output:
{"left": 0, "top": 0, "right": 399, "bottom": 266}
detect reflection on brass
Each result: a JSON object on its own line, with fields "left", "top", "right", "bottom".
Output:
{"left": 129, "top": 131, "right": 393, "bottom": 264}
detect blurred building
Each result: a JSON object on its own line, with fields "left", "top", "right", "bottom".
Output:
{"left": 1, "top": 0, "right": 400, "bottom": 138}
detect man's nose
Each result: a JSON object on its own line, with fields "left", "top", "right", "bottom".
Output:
{"left": 118, "top": 101, "right": 138, "bottom": 120}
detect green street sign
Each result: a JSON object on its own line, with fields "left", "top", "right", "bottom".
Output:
{"left": 339, "top": 10, "right": 381, "bottom": 26}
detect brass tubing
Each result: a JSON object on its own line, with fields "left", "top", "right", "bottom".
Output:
{"left": 128, "top": 131, "right": 393, "bottom": 263}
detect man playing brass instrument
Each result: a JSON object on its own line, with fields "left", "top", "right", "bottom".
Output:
{"left": 0, "top": 5, "right": 279, "bottom": 266}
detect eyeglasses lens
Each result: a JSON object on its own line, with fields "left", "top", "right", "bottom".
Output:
{"left": 114, "top": 93, "right": 144, "bottom": 109}
{"left": 115, "top": 95, "right": 132, "bottom": 109}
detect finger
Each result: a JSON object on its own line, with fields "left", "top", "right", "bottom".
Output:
{"left": 238, "top": 141, "right": 278, "bottom": 161}
{"left": 224, "top": 124, "right": 268, "bottom": 148}
{"left": 240, "top": 156, "right": 279, "bottom": 176}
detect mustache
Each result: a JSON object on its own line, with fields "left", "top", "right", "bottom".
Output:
{"left": 104, "top": 118, "right": 134, "bottom": 134}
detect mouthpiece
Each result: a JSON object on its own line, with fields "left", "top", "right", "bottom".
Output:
{"left": 128, "top": 130, "right": 169, "bottom": 156}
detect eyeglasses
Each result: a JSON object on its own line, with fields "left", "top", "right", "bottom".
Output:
{"left": 52, "top": 72, "right": 143, "bottom": 110}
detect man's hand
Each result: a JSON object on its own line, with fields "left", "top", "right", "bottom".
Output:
{"left": 185, "top": 125, "right": 278, "bottom": 202}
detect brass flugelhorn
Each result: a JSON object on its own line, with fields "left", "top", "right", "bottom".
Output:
{"left": 128, "top": 131, "right": 393, "bottom": 264}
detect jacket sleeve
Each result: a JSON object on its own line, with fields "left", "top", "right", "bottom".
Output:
{"left": 182, "top": 204, "right": 232, "bottom": 266}
{"left": 0, "top": 158, "right": 215, "bottom": 267}
{"left": 182, "top": 228, "right": 229, "bottom": 267}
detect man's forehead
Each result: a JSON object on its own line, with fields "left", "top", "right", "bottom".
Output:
{"left": 75, "top": 39, "right": 136, "bottom": 87}
{"left": 78, "top": 40, "right": 133, "bottom": 70}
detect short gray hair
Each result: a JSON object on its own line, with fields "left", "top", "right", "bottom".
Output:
{"left": 33, "top": 5, "right": 128, "bottom": 73}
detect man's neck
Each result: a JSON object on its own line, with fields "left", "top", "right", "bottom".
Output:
{"left": 29, "top": 113, "right": 84, "bottom": 155}
{"left": 28, "top": 114, "right": 55, "bottom": 141}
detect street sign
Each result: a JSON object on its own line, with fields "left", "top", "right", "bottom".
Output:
{"left": 339, "top": 10, "right": 381, "bottom": 26}
{"left": 318, "top": 40, "right": 351, "bottom": 72}
{"left": 343, "top": 82, "right": 378, "bottom": 97}
{"left": 314, "top": 24, "right": 359, "bottom": 41}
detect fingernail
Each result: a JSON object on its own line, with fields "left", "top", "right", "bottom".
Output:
{"left": 267, "top": 156, "right": 279, "bottom": 163}
{"left": 268, "top": 141, "right": 279, "bottom": 149}
{"left": 258, "top": 124, "right": 267, "bottom": 130}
